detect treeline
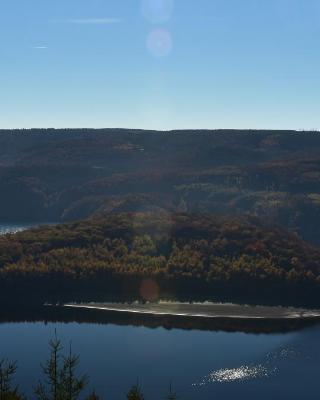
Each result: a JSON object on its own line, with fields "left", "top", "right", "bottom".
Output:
{"left": 0, "top": 213, "right": 319, "bottom": 305}
{"left": 0, "top": 333, "right": 176, "bottom": 400}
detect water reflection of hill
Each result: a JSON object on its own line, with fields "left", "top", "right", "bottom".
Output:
{"left": 0, "top": 306, "right": 319, "bottom": 334}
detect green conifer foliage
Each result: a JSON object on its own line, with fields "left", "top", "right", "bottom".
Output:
{"left": 35, "top": 333, "right": 87, "bottom": 400}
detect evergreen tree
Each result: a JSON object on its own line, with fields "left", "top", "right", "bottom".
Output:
{"left": 35, "top": 332, "right": 87, "bottom": 400}
{"left": 35, "top": 332, "right": 62, "bottom": 400}
{"left": 165, "top": 383, "right": 177, "bottom": 400}
{"left": 0, "top": 359, "right": 23, "bottom": 400}
{"left": 61, "top": 343, "right": 87, "bottom": 400}
{"left": 126, "top": 383, "right": 145, "bottom": 400}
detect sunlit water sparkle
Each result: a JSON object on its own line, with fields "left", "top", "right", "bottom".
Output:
{"left": 193, "top": 344, "right": 303, "bottom": 387}
{"left": 193, "top": 365, "right": 274, "bottom": 386}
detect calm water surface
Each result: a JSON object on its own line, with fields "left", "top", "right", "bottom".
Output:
{"left": 1, "top": 224, "right": 320, "bottom": 399}
{"left": 0, "top": 321, "right": 319, "bottom": 399}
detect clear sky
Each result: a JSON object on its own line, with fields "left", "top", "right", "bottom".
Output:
{"left": 1, "top": 0, "right": 320, "bottom": 130}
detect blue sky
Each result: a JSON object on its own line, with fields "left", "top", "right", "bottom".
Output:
{"left": 1, "top": 0, "right": 320, "bottom": 130}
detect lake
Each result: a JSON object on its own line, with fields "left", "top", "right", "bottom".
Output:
{"left": 0, "top": 313, "right": 319, "bottom": 400}
{"left": 1, "top": 224, "right": 320, "bottom": 399}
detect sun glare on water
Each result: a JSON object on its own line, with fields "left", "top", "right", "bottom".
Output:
{"left": 193, "top": 365, "right": 274, "bottom": 386}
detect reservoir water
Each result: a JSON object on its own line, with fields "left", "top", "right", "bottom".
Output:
{"left": 1, "top": 224, "right": 320, "bottom": 399}
{"left": 0, "top": 317, "right": 319, "bottom": 399}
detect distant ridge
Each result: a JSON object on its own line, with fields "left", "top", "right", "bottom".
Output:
{"left": 0, "top": 129, "right": 320, "bottom": 247}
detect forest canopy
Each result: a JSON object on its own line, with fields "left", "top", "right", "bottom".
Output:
{"left": 0, "top": 212, "right": 319, "bottom": 305}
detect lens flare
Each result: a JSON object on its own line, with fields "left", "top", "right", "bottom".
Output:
{"left": 140, "top": 279, "right": 159, "bottom": 302}
{"left": 147, "top": 29, "right": 172, "bottom": 58}
{"left": 141, "top": 0, "right": 174, "bottom": 23}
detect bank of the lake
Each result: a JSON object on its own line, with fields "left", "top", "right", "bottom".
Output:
{"left": 64, "top": 301, "right": 320, "bottom": 320}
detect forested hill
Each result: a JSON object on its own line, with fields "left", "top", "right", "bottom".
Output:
{"left": 0, "top": 213, "right": 319, "bottom": 305}
{"left": 1, "top": 129, "right": 320, "bottom": 245}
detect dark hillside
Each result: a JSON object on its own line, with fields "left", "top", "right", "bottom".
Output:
{"left": 1, "top": 129, "right": 320, "bottom": 244}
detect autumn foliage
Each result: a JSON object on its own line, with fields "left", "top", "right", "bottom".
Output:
{"left": 0, "top": 212, "right": 319, "bottom": 304}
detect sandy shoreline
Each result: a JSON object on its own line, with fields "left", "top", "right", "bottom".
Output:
{"left": 63, "top": 302, "right": 320, "bottom": 320}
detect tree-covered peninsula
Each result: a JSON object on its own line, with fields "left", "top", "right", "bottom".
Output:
{"left": 0, "top": 212, "right": 319, "bottom": 306}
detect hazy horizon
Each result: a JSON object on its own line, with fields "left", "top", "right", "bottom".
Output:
{"left": 0, "top": 127, "right": 319, "bottom": 132}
